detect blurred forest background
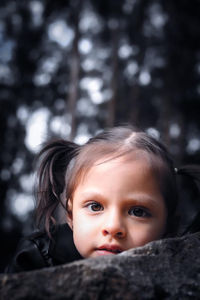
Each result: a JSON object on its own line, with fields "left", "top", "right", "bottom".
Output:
{"left": 1, "top": 0, "right": 200, "bottom": 272}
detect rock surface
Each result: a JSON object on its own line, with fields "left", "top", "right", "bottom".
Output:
{"left": 1, "top": 232, "right": 200, "bottom": 300}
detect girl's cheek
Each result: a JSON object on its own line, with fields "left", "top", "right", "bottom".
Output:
{"left": 131, "top": 222, "right": 164, "bottom": 245}
{"left": 74, "top": 211, "right": 94, "bottom": 231}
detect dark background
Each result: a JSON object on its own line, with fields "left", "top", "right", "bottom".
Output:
{"left": 1, "top": 0, "right": 200, "bottom": 272}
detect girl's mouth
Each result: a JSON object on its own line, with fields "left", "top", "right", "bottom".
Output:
{"left": 95, "top": 244, "right": 123, "bottom": 255}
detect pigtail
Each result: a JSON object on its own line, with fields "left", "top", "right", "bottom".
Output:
{"left": 176, "top": 165, "right": 200, "bottom": 234}
{"left": 35, "top": 139, "right": 80, "bottom": 236}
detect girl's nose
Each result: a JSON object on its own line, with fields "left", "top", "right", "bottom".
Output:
{"left": 102, "top": 211, "right": 126, "bottom": 238}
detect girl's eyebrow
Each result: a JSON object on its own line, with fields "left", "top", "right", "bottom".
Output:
{"left": 126, "top": 193, "right": 162, "bottom": 203}
{"left": 78, "top": 191, "right": 162, "bottom": 206}
{"left": 124, "top": 194, "right": 164, "bottom": 209}
{"left": 78, "top": 191, "right": 106, "bottom": 200}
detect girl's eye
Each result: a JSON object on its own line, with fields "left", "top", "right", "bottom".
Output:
{"left": 87, "top": 202, "right": 103, "bottom": 212}
{"left": 128, "top": 207, "right": 150, "bottom": 218}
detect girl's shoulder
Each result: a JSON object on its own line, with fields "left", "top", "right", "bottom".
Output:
{"left": 5, "top": 224, "right": 82, "bottom": 273}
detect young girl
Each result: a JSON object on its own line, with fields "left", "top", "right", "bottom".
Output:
{"left": 6, "top": 126, "right": 200, "bottom": 272}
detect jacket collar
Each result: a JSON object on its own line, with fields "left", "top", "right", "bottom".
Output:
{"left": 49, "top": 223, "right": 82, "bottom": 264}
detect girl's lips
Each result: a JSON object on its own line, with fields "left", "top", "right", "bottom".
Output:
{"left": 95, "top": 250, "right": 118, "bottom": 256}
{"left": 95, "top": 244, "right": 123, "bottom": 255}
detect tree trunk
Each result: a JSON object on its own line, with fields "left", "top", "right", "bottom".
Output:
{"left": 106, "top": 23, "right": 119, "bottom": 127}
{"left": 68, "top": 0, "right": 82, "bottom": 141}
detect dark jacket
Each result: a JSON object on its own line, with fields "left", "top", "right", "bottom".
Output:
{"left": 6, "top": 223, "right": 82, "bottom": 273}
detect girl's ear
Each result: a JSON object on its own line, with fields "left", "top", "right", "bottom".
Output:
{"left": 66, "top": 199, "right": 73, "bottom": 230}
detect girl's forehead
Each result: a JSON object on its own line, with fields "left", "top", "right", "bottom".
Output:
{"left": 79, "top": 151, "right": 154, "bottom": 183}
{"left": 68, "top": 149, "right": 165, "bottom": 196}
{"left": 72, "top": 152, "right": 164, "bottom": 204}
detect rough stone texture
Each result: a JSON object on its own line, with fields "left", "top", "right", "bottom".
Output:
{"left": 1, "top": 232, "right": 200, "bottom": 300}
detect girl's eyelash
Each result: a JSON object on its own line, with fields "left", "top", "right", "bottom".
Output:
{"left": 85, "top": 202, "right": 151, "bottom": 217}
{"left": 86, "top": 201, "right": 104, "bottom": 212}
{"left": 128, "top": 206, "right": 151, "bottom": 218}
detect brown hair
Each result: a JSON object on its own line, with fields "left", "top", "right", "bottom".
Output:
{"left": 35, "top": 126, "right": 200, "bottom": 237}
{"left": 35, "top": 140, "right": 80, "bottom": 233}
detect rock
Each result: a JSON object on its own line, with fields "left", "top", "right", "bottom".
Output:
{"left": 1, "top": 232, "right": 200, "bottom": 299}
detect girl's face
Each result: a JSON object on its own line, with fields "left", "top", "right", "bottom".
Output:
{"left": 67, "top": 155, "right": 167, "bottom": 258}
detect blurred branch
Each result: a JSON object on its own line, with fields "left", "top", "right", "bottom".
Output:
{"left": 68, "top": 0, "right": 82, "bottom": 140}
{"left": 107, "top": 22, "right": 119, "bottom": 127}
